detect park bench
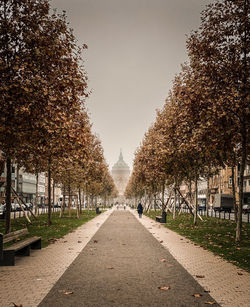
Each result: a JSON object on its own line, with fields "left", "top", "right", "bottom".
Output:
{"left": 0, "top": 228, "right": 41, "bottom": 266}
{"left": 96, "top": 207, "right": 101, "bottom": 214}
{"left": 156, "top": 211, "right": 167, "bottom": 223}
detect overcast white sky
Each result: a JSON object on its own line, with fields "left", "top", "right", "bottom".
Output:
{"left": 51, "top": 0, "right": 213, "bottom": 171}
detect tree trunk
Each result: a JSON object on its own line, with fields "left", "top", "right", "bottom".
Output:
{"left": 188, "top": 179, "right": 193, "bottom": 205}
{"left": 60, "top": 186, "right": 66, "bottom": 218}
{"left": 48, "top": 160, "right": 52, "bottom": 226}
{"left": 154, "top": 194, "right": 157, "bottom": 211}
{"left": 173, "top": 185, "right": 176, "bottom": 219}
{"left": 236, "top": 128, "right": 247, "bottom": 242}
{"left": 87, "top": 194, "right": 89, "bottom": 213}
{"left": 52, "top": 180, "right": 55, "bottom": 207}
{"left": 194, "top": 176, "right": 198, "bottom": 225}
{"left": 5, "top": 157, "right": 12, "bottom": 234}
{"left": 206, "top": 175, "right": 210, "bottom": 217}
{"left": 231, "top": 166, "right": 237, "bottom": 223}
{"left": 35, "top": 173, "right": 39, "bottom": 216}
{"left": 76, "top": 196, "right": 80, "bottom": 219}
{"left": 79, "top": 188, "right": 82, "bottom": 214}
{"left": 68, "top": 184, "right": 71, "bottom": 217}
{"left": 161, "top": 182, "right": 165, "bottom": 212}
{"left": 16, "top": 163, "right": 19, "bottom": 194}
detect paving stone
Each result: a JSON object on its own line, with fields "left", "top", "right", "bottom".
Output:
{"left": 133, "top": 210, "right": 250, "bottom": 307}
{"left": 0, "top": 210, "right": 112, "bottom": 307}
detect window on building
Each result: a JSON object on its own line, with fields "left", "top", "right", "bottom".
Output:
{"left": 243, "top": 181, "right": 246, "bottom": 187}
{"left": 229, "top": 176, "right": 232, "bottom": 185}
{"left": 11, "top": 166, "right": 15, "bottom": 173}
{"left": 248, "top": 180, "right": 250, "bottom": 186}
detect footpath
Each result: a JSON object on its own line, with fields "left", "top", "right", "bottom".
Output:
{"left": 39, "top": 210, "right": 219, "bottom": 307}
{"left": 0, "top": 209, "right": 249, "bottom": 307}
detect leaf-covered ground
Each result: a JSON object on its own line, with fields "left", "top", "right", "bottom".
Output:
{"left": 0, "top": 210, "right": 98, "bottom": 248}
{"left": 145, "top": 210, "right": 250, "bottom": 272}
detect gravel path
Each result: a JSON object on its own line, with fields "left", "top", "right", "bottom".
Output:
{"left": 39, "top": 210, "right": 219, "bottom": 307}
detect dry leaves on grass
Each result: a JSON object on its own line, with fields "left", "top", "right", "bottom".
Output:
{"left": 48, "top": 238, "right": 57, "bottom": 243}
{"left": 237, "top": 272, "right": 243, "bottom": 275}
{"left": 158, "top": 286, "right": 171, "bottom": 290}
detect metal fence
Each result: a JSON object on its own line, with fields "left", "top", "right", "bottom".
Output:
{"left": 181, "top": 208, "right": 250, "bottom": 223}
{"left": 10, "top": 206, "right": 61, "bottom": 219}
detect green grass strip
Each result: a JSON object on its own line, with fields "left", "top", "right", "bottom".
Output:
{"left": 0, "top": 210, "right": 98, "bottom": 248}
{"left": 145, "top": 210, "right": 250, "bottom": 272}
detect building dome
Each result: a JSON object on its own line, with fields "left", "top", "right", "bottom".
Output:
{"left": 112, "top": 151, "right": 130, "bottom": 170}
{"left": 112, "top": 151, "right": 130, "bottom": 196}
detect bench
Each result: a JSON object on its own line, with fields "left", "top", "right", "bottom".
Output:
{"left": 156, "top": 211, "right": 167, "bottom": 223}
{"left": 96, "top": 207, "right": 101, "bottom": 214}
{"left": 0, "top": 228, "right": 41, "bottom": 266}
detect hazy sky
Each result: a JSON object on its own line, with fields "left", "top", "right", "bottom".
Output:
{"left": 51, "top": 0, "right": 213, "bottom": 171}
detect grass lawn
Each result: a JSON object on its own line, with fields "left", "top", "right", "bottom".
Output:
{"left": 145, "top": 210, "right": 250, "bottom": 272}
{"left": 0, "top": 209, "right": 98, "bottom": 248}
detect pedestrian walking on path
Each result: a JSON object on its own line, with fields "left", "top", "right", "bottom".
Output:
{"left": 137, "top": 202, "right": 143, "bottom": 218}
{"left": 39, "top": 211, "right": 219, "bottom": 307}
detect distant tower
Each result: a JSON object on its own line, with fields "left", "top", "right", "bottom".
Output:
{"left": 112, "top": 150, "right": 130, "bottom": 196}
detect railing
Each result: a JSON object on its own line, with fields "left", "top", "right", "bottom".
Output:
{"left": 181, "top": 208, "right": 250, "bottom": 223}
{"left": 9, "top": 206, "right": 61, "bottom": 220}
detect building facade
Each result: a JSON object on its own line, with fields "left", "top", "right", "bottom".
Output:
{"left": 112, "top": 151, "right": 130, "bottom": 196}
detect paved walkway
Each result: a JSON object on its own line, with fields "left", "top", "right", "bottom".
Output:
{"left": 0, "top": 209, "right": 249, "bottom": 307}
{"left": 0, "top": 210, "right": 112, "bottom": 307}
{"left": 39, "top": 210, "right": 219, "bottom": 306}
{"left": 132, "top": 210, "right": 250, "bottom": 307}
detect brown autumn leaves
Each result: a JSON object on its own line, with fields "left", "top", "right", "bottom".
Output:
{"left": 125, "top": 0, "right": 249, "bottom": 242}
{"left": 0, "top": 0, "right": 117, "bottom": 232}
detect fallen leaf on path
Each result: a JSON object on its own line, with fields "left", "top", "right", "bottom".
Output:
{"left": 94, "top": 240, "right": 98, "bottom": 243}
{"left": 158, "top": 286, "right": 171, "bottom": 290}
{"left": 107, "top": 266, "right": 114, "bottom": 269}
{"left": 237, "top": 272, "right": 243, "bottom": 275}
{"left": 78, "top": 241, "right": 82, "bottom": 243}
{"left": 167, "top": 264, "right": 174, "bottom": 267}
{"left": 205, "top": 302, "right": 216, "bottom": 305}
{"left": 68, "top": 248, "right": 73, "bottom": 250}
{"left": 160, "top": 258, "right": 166, "bottom": 262}
{"left": 58, "top": 290, "right": 73, "bottom": 295}
{"left": 195, "top": 275, "right": 205, "bottom": 278}
{"left": 193, "top": 293, "right": 202, "bottom": 298}
{"left": 159, "top": 240, "right": 163, "bottom": 243}
{"left": 12, "top": 303, "right": 23, "bottom": 307}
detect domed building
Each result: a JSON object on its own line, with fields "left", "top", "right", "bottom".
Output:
{"left": 112, "top": 151, "right": 130, "bottom": 196}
